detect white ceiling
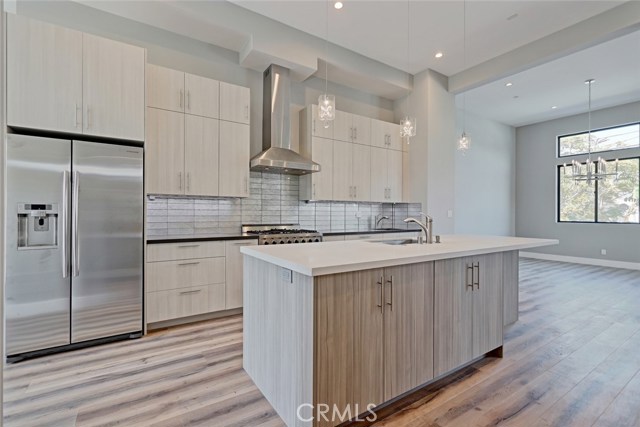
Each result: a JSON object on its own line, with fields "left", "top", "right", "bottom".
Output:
{"left": 460, "top": 29, "right": 640, "bottom": 126}
{"left": 232, "top": 0, "right": 623, "bottom": 76}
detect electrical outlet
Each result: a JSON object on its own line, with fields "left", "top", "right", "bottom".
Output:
{"left": 447, "top": 210, "right": 453, "bottom": 218}
{"left": 281, "top": 268, "right": 293, "bottom": 283}
{"left": 601, "top": 249, "right": 607, "bottom": 255}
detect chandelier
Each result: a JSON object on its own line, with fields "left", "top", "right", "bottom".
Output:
{"left": 565, "top": 79, "right": 619, "bottom": 184}
{"left": 400, "top": 0, "right": 416, "bottom": 140}
{"left": 318, "top": 0, "right": 335, "bottom": 128}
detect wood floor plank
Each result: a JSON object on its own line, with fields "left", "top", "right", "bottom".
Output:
{"left": 4, "top": 260, "right": 640, "bottom": 427}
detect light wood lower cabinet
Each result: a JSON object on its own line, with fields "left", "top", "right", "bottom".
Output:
{"left": 146, "top": 239, "right": 256, "bottom": 326}
{"left": 503, "top": 250, "right": 519, "bottom": 326}
{"left": 434, "top": 253, "right": 503, "bottom": 377}
{"left": 225, "top": 240, "right": 257, "bottom": 310}
{"left": 314, "top": 263, "right": 434, "bottom": 426}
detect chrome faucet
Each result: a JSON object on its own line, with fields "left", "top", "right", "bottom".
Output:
{"left": 404, "top": 213, "right": 433, "bottom": 244}
{"left": 375, "top": 215, "right": 390, "bottom": 229}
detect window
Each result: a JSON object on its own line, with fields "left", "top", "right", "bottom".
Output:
{"left": 558, "top": 122, "right": 640, "bottom": 157}
{"left": 558, "top": 157, "right": 640, "bottom": 223}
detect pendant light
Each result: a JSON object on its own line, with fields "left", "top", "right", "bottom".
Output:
{"left": 400, "top": 0, "right": 416, "bottom": 141}
{"left": 457, "top": 0, "right": 470, "bottom": 153}
{"left": 565, "top": 79, "right": 619, "bottom": 184}
{"left": 318, "top": 0, "right": 336, "bottom": 128}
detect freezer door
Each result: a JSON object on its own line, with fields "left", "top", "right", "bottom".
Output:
{"left": 6, "top": 135, "right": 71, "bottom": 355}
{"left": 71, "top": 141, "right": 143, "bottom": 342}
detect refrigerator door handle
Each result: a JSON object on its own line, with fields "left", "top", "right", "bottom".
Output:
{"left": 72, "top": 171, "right": 80, "bottom": 277}
{"left": 62, "top": 171, "right": 70, "bottom": 278}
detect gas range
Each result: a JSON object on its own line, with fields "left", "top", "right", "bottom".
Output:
{"left": 242, "top": 224, "right": 323, "bottom": 245}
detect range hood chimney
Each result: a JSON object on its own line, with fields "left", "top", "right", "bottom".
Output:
{"left": 250, "top": 65, "right": 320, "bottom": 175}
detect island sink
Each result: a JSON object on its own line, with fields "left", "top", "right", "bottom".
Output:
{"left": 371, "top": 238, "right": 418, "bottom": 245}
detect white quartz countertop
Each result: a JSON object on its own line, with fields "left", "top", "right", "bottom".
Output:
{"left": 240, "top": 234, "right": 558, "bottom": 276}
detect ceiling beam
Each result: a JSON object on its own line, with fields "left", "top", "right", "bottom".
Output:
{"left": 449, "top": 1, "right": 640, "bottom": 94}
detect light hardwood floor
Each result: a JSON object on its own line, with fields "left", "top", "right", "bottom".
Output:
{"left": 4, "top": 259, "right": 640, "bottom": 427}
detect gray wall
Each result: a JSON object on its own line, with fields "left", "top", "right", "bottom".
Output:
{"left": 455, "top": 110, "right": 516, "bottom": 236}
{"left": 516, "top": 101, "right": 640, "bottom": 263}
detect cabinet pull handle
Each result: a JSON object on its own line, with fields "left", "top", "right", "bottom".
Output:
{"left": 180, "top": 289, "right": 202, "bottom": 295}
{"left": 473, "top": 262, "right": 480, "bottom": 289}
{"left": 350, "top": 127, "right": 354, "bottom": 141}
{"left": 386, "top": 275, "right": 393, "bottom": 311}
{"left": 178, "top": 244, "right": 200, "bottom": 248}
{"left": 354, "top": 186, "right": 357, "bottom": 199}
{"left": 313, "top": 119, "right": 316, "bottom": 134}
{"left": 354, "top": 127, "right": 358, "bottom": 140}
{"left": 377, "top": 275, "right": 384, "bottom": 313}
{"left": 178, "top": 261, "right": 200, "bottom": 266}
{"left": 74, "top": 103, "right": 80, "bottom": 128}
{"left": 466, "top": 264, "right": 474, "bottom": 289}
{"left": 312, "top": 183, "right": 316, "bottom": 198}
{"left": 179, "top": 172, "right": 183, "bottom": 191}
{"left": 187, "top": 172, "right": 191, "bottom": 192}
{"left": 245, "top": 105, "right": 249, "bottom": 120}
{"left": 180, "top": 89, "right": 184, "bottom": 109}
{"left": 187, "top": 90, "right": 191, "bottom": 111}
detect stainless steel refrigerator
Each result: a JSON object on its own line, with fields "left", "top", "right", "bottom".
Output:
{"left": 6, "top": 134, "right": 143, "bottom": 361}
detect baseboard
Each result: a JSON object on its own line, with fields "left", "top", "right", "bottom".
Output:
{"left": 520, "top": 251, "right": 640, "bottom": 271}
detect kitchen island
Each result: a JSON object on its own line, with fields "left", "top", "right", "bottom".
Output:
{"left": 241, "top": 235, "right": 557, "bottom": 427}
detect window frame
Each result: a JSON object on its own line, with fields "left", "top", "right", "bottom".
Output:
{"left": 557, "top": 155, "right": 640, "bottom": 224}
{"left": 557, "top": 121, "right": 640, "bottom": 159}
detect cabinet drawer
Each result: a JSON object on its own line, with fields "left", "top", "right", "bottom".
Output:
{"left": 147, "top": 241, "right": 225, "bottom": 262}
{"left": 146, "top": 257, "right": 225, "bottom": 292}
{"left": 146, "top": 284, "right": 225, "bottom": 323}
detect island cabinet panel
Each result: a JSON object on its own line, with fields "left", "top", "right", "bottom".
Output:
{"left": 314, "top": 263, "right": 434, "bottom": 426}
{"left": 503, "top": 250, "right": 519, "bottom": 326}
{"left": 383, "top": 263, "right": 434, "bottom": 400}
{"left": 434, "top": 253, "right": 504, "bottom": 377}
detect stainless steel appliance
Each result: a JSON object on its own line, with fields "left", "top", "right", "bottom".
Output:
{"left": 242, "top": 224, "right": 323, "bottom": 245}
{"left": 6, "top": 134, "right": 143, "bottom": 361}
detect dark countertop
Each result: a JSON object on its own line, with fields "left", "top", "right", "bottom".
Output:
{"left": 323, "top": 228, "right": 420, "bottom": 236}
{"left": 147, "top": 228, "right": 419, "bottom": 244}
{"left": 147, "top": 233, "right": 258, "bottom": 244}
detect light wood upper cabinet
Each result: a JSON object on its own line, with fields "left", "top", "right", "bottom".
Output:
{"left": 185, "top": 73, "right": 219, "bottom": 118}
{"left": 333, "top": 111, "right": 371, "bottom": 145}
{"left": 372, "top": 119, "right": 402, "bottom": 151}
{"left": 7, "top": 14, "right": 83, "bottom": 133}
{"left": 7, "top": 16, "right": 144, "bottom": 140}
{"left": 332, "top": 140, "right": 353, "bottom": 201}
{"left": 185, "top": 115, "right": 219, "bottom": 196}
{"left": 225, "top": 240, "right": 257, "bottom": 310}
{"left": 146, "top": 64, "right": 185, "bottom": 112}
{"left": 219, "top": 121, "right": 250, "bottom": 197}
{"left": 434, "top": 253, "right": 503, "bottom": 377}
{"left": 300, "top": 137, "right": 333, "bottom": 200}
{"left": 146, "top": 108, "right": 185, "bottom": 195}
{"left": 370, "top": 147, "right": 403, "bottom": 202}
{"left": 82, "top": 33, "right": 145, "bottom": 141}
{"left": 352, "top": 143, "right": 371, "bottom": 201}
{"left": 220, "top": 81, "right": 250, "bottom": 124}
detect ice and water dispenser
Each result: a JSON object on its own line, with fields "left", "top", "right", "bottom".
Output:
{"left": 17, "top": 203, "right": 59, "bottom": 249}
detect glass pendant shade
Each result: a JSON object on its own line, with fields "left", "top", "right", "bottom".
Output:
{"left": 458, "top": 131, "right": 471, "bottom": 152}
{"left": 318, "top": 94, "right": 335, "bottom": 128}
{"left": 400, "top": 116, "right": 416, "bottom": 138}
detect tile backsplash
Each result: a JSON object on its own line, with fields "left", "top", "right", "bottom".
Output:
{"left": 147, "top": 172, "right": 422, "bottom": 236}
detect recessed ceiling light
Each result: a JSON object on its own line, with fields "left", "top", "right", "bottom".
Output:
{"left": 513, "top": 95, "right": 519, "bottom": 99}
{"left": 507, "top": 13, "right": 519, "bottom": 21}
{"left": 334, "top": 1, "right": 343, "bottom": 9}
{"left": 505, "top": 82, "right": 513, "bottom": 87}
{"left": 435, "top": 52, "right": 444, "bottom": 59}
{"left": 551, "top": 106, "right": 558, "bottom": 109}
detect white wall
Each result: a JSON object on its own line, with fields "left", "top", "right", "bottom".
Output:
{"left": 394, "top": 69, "right": 457, "bottom": 233}
{"left": 455, "top": 110, "right": 516, "bottom": 236}
{"left": 516, "top": 101, "right": 640, "bottom": 263}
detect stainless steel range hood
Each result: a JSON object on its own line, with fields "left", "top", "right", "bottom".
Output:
{"left": 250, "top": 65, "right": 320, "bottom": 175}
